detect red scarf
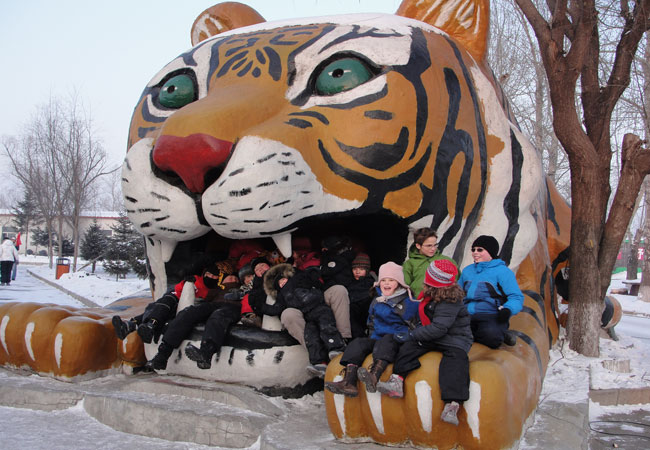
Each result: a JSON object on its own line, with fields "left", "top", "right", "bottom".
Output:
{"left": 417, "top": 291, "right": 433, "bottom": 326}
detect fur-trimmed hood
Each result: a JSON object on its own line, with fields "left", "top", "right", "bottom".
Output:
{"left": 263, "top": 263, "right": 295, "bottom": 299}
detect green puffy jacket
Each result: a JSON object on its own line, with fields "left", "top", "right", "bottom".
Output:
{"left": 402, "top": 245, "right": 459, "bottom": 296}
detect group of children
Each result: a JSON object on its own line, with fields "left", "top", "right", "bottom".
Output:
{"left": 323, "top": 230, "right": 523, "bottom": 427}
{"left": 112, "top": 228, "right": 524, "bottom": 427}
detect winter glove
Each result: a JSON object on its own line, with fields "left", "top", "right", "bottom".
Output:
{"left": 394, "top": 332, "right": 412, "bottom": 343}
{"left": 497, "top": 307, "right": 512, "bottom": 323}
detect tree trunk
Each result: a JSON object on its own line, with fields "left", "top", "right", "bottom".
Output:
{"left": 627, "top": 228, "right": 641, "bottom": 280}
{"left": 566, "top": 164, "right": 603, "bottom": 357}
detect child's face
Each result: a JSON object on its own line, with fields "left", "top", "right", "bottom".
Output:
{"left": 379, "top": 278, "right": 399, "bottom": 296}
{"left": 352, "top": 267, "right": 367, "bottom": 280}
{"left": 254, "top": 263, "right": 270, "bottom": 277}
{"left": 243, "top": 274, "right": 254, "bottom": 285}
{"left": 278, "top": 277, "right": 288, "bottom": 289}
{"left": 416, "top": 236, "right": 438, "bottom": 257}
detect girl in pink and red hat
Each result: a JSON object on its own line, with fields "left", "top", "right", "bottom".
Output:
{"left": 376, "top": 258, "right": 471, "bottom": 427}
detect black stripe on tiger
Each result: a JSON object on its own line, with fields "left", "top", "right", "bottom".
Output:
{"left": 499, "top": 130, "right": 524, "bottom": 265}
{"left": 337, "top": 127, "right": 409, "bottom": 170}
{"left": 424, "top": 68, "right": 476, "bottom": 254}
{"left": 438, "top": 38, "right": 489, "bottom": 260}
{"left": 511, "top": 330, "right": 544, "bottom": 380}
{"left": 318, "top": 140, "right": 432, "bottom": 211}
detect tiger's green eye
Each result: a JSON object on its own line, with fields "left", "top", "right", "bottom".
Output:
{"left": 159, "top": 74, "right": 196, "bottom": 108}
{"left": 314, "top": 58, "right": 373, "bottom": 95}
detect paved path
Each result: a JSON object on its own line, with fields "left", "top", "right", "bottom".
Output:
{"left": 0, "top": 264, "right": 84, "bottom": 307}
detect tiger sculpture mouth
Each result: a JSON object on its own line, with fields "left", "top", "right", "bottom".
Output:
{"left": 123, "top": 9, "right": 542, "bottom": 298}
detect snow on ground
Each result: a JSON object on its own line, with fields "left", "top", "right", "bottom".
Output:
{"left": 21, "top": 255, "right": 150, "bottom": 307}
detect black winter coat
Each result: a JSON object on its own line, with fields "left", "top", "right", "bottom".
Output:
{"left": 410, "top": 299, "right": 473, "bottom": 352}
{"left": 347, "top": 275, "right": 375, "bottom": 304}
{"left": 320, "top": 248, "right": 355, "bottom": 289}
{"left": 247, "top": 275, "right": 283, "bottom": 317}
{"left": 277, "top": 270, "right": 326, "bottom": 313}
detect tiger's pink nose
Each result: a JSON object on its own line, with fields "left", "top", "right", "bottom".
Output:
{"left": 152, "top": 134, "right": 233, "bottom": 194}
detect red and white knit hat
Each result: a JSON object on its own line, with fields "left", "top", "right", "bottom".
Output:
{"left": 424, "top": 259, "right": 458, "bottom": 288}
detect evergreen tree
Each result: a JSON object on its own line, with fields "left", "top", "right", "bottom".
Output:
{"left": 103, "top": 213, "right": 147, "bottom": 280}
{"left": 80, "top": 220, "right": 107, "bottom": 273}
{"left": 12, "top": 189, "right": 42, "bottom": 253}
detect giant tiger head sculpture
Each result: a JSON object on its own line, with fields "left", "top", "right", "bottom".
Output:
{"left": 123, "top": 1, "right": 571, "bottom": 447}
{"left": 124, "top": 0, "right": 562, "bottom": 296}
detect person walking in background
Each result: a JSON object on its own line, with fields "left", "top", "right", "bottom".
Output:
{"left": 457, "top": 235, "right": 523, "bottom": 348}
{"left": 11, "top": 233, "right": 20, "bottom": 281}
{"left": 403, "top": 228, "right": 458, "bottom": 297}
{"left": 0, "top": 236, "right": 19, "bottom": 286}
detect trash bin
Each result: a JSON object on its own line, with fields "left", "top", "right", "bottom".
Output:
{"left": 55, "top": 258, "right": 70, "bottom": 280}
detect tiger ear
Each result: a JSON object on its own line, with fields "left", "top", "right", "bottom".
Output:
{"left": 191, "top": 2, "right": 266, "bottom": 46}
{"left": 396, "top": 0, "right": 489, "bottom": 62}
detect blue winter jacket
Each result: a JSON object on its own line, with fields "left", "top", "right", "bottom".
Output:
{"left": 367, "top": 288, "right": 419, "bottom": 339}
{"left": 457, "top": 259, "right": 524, "bottom": 316}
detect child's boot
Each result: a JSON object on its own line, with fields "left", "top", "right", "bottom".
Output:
{"left": 324, "top": 364, "right": 359, "bottom": 397}
{"left": 376, "top": 373, "right": 404, "bottom": 398}
{"left": 112, "top": 316, "right": 136, "bottom": 340}
{"left": 144, "top": 341, "right": 174, "bottom": 371}
{"left": 440, "top": 401, "right": 460, "bottom": 425}
{"left": 185, "top": 342, "right": 216, "bottom": 369}
{"left": 357, "top": 359, "right": 388, "bottom": 393}
{"left": 137, "top": 319, "right": 158, "bottom": 344}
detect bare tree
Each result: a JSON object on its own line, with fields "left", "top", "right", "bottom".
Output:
{"left": 514, "top": 0, "right": 650, "bottom": 356}
{"left": 57, "top": 92, "right": 116, "bottom": 271}
{"left": 3, "top": 94, "right": 116, "bottom": 269}
{"left": 490, "top": 1, "right": 571, "bottom": 198}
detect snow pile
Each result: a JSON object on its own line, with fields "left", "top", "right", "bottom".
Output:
{"left": 25, "top": 259, "right": 150, "bottom": 307}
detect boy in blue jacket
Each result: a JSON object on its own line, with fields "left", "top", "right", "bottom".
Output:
{"left": 457, "top": 235, "right": 523, "bottom": 348}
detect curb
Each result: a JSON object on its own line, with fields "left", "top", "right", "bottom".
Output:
{"left": 26, "top": 269, "right": 100, "bottom": 308}
{"left": 589, "top": 387, "right": 650, "bottom": 406}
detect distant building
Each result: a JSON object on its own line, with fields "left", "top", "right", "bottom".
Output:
{"left": 0, "top": 209, "right": 121, "bottom": 255}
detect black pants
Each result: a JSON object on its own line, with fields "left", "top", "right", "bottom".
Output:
{"left": 393, "top": 341, "right": 470, "bottom": 403}
{"left": 339, "top": 334, "right": 401, "bottom": 367}
{"left": 1, "top": 261, "right": 14, "bottom": 284}
{"left": 349, "top": 298, "right": 372, "bottom": 338}
{"left": 162, "top": 302, "right": 241, "bottom": 350}
{"left": 470, "top": 313, "right": 509, "bottom": 349}
{"left": 132, "top": 291, "right": 179, "bottom": 333}
{"left": 303, "top": 304, "right": 346, "bottom": 364}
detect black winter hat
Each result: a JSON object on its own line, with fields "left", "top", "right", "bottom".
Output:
{"left": 251, "top": 257, "right": 271, "bottom": 273}
{"left": 472, "top": 235, "right": 500, "bottom": 259}
{"left": 238, "top": 264, "right": 254, "bottom": 281}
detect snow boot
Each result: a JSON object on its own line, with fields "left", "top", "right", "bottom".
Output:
{"left": 137, "top": 319, "right": 158, "bottom": 344}
{"left": 357, "top": 359, "right": 388, "bottom": 393}
{"left": 112, "top": 316, "right": 136, "bottom": 340}
{"left": 145, "top": 341, "right": 174, "bottom": 371}
{"left": 185, "top": 342, "right": 215, "bottom": 370}
{"left": 324, "top": 364, "right": 359, "bottom": 397}
{"left": 440, "top": 401, "right": 460, "bottom": 426}
{"left": 376, "top": 373, "right": 404, "bottom": 398}
{"left": 503, "top": 330, "right": 517, "bottom": 346}
{"left": 306, "top": 363, "right": 328, "bottom": 378}
{"left": 328, "top": 348, "right": 344, "bottom": 361}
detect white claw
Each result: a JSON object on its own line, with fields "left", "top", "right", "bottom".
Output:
{"left": 272, "top": 233, "right": 292, "bottom": 258}
{"left": 160, "top": 240, "right": 177, "bottom": 263}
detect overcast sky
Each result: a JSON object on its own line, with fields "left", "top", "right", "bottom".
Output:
{"left": 0, "top": 1, "right": 400, "bottom": 177}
